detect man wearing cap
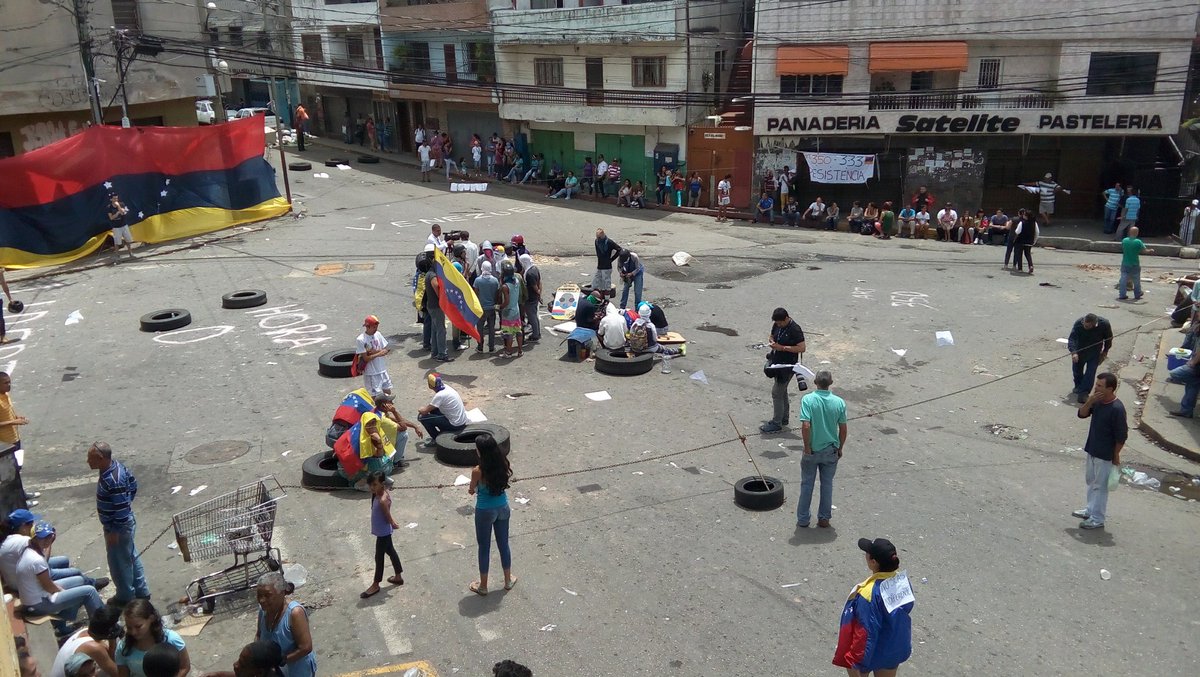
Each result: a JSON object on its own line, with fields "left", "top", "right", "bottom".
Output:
{"left": 86, "top": 442, "right": 150, "bottom": 605}
{"left": 833, "top": 538, "right": 914, "bottom": 676}
{"left": 355, "top": 316, "right": 392, "bottom": 396}
{"left": 14, "top": 522, "right": 106, "bottom": 638}
{"left": 1074, "top": 372, "right": 1127, "bottom": 529}
{"left": 797, "top": 371, "right": 847, "bottom": 529}
{"left": 1, "top": 510, "right": 108, "bottom": 587}
{"left": 761, "top": 308, "right": 806, "bottom": 434}
{"left": 417, "top": 374, "right": 469, "bottom": 443}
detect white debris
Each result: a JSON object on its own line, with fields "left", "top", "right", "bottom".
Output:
{"left": 672, "top": 251, "right": 694, "bottom": 266}
{"left": 189, "top": 485, "right": 207, "bottom": 496}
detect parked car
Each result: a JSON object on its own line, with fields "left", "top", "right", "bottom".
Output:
{"left": 236, "top": 107, "right": 279, "bottom": 130}
{"left": 196, "top": 100, "right": 215, "bottom": 125}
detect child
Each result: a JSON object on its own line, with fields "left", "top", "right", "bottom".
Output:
{"left": 360, "top": 471, "right": 403, "bottom": 599}
{"left": 115, "top": 600, "right": 190, "bottom": 677}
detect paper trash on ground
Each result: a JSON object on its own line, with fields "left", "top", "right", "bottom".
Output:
{"left": 1056, "top": 338, "right": 1069, "bottom": 344}
{"left": 65, "top": 310, "right": 84, "bottom": 325}
{"left": 514, "top": 497, "right": 530, "bottom": 504}
{"left": 551, "top": 321, "right": 577, "bottom": 334}
{"left": 585, "top": 390, "right": 612, "bottom": 402}
{"left": 465, "top": 408, "right": 487, "bottom": 423}
{"left": 690, "top": 370, "right": 709, "bottom": 384}
{"left": 454, "top": 475, "right": 470, "bottom": 486}
{"left": 672, "top": 251, "right": 694, "bottom": 266}
{"left": 405, "top": 522, "right": 418, "bottom": 529}
{"left": 935, "top": 331, "right": 954, "bottom": 346}
{"left": 891, "top": 348, "right": 907, "bottom": 357}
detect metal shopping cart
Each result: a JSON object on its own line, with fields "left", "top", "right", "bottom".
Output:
{"left": 171, "top": 476, "right": 286, "bottom": 612}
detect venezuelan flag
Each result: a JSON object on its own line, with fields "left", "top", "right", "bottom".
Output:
{"left": 333, "top": 411, "right": 399, "bottom": 477}
{"left": 0, "top": 118, "right": 289, "bottom": 268}
{"left": 332, "top": 388, "right": 375, "bottom": 427}
{"left": 433, "top": 247, "right": 483, "bottom": 342}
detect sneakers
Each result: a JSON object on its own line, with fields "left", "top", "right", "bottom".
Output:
{"left": 1168, "top": 410, "right": 1194, "bottom": 418}
{"left": 1079, "top": 519, "right": 1105, "bottom": 530}
{"left": 422, "top": 437, "right": 437, "bottom": 448}
{"left": 1071, "top": 508, "right": 1090, "bottom": 519}
{"left": 759, "top": 421, "right": 783, "bottom": 433}
{"left": 678, "top": 344, "right": 686, "bottom": 356}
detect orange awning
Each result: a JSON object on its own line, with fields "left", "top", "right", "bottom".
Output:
{"left": 868, "top": 42, "right": 968, "bottom": 73}
{"left": 776, "top": 45, "right": 850, "bottom": 76}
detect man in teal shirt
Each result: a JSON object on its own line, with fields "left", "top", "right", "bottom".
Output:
{"left": 1115, "top": 187, "right": 1140, "bottom": 240}
{"left": 1102, "top": 182, "right": 1122, "bottom": 234}
{"left": 1118, "top": 226, "right": 1154, "bottom": 301}
{"left": 797, "top": 371, "right": 848, "bottom": 528}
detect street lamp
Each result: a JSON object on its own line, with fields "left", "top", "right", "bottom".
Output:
{"left": 205, "top": 1, "right": 227, "bottom": 122}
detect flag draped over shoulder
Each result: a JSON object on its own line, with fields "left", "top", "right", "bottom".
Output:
{"left": 332, "top": 388, "right": 375, "bottom": 426}
{"left": 433, "top": 247, "right": 483, "bottom": 342}
{"left": 0, "top": 117, "right": 289, "bottom": 268}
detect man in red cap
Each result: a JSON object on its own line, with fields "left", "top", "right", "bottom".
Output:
{"left": 356, "top": 315, "right": 392, "bottom": 396}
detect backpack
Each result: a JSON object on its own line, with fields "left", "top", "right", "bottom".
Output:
{"left": 628, "top": 321, "right": 650, "bottom": 352}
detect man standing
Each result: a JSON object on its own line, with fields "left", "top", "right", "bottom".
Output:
{"left": 1177, "top": 199, "right": 1199, "bottom": 246}
{"left": 716, "top": 175, "right": 732, "bottom": 222}
{"left": 344, "top": 110, "right": 353, "bottom": 144}
{"left": 0, "top": 371, "right": 36, "bottom": 506}
{"left": 1024, "top": 172, "right": 1069, "bottom": 225}
{"left": 761, "top": 170, "right": 776, "bottom": 201}
{"left": 760, "top": 307, "right": 806, "bottom": 433}
{"left": 87, "top": 442, "right": 150, "bottom": 604}
{"left": 910, "top": 185, "right": 935, "bottom": 213}
{"left": 519, "top": 253, "right": 541, "bottom": 343}
{"left": 293, "top": 104, "right": 308, "bottom": 152}
{"left": 1118, "top": 226, "right": 1153, "bottom": 301}
{"left": 106, "top": 194, "right": 135, "bottom": 261}
{"left": 605, "top": 158, "right": 622, "bottom": 197}
{"left": 797, "top": 371, "right": 847, "bottom": 528}
{"left": 426, "top": 223, "right": 446, "bottom": 252}
{"left": 1102, "top": 182, "right": 1122, "bottom": 235}
{"left": 1068, "top": 313, "right": 1113, "bottom": 404}
{"left": 935, "top": 202, "right": 958, "bottom": 242}
{"left": 1074, "top": 373, "right": 1127, "bottom": 530}
{"left": 595, "top": 155, "right": 609, "bottom": 198}
{"left": 355, "top": 315, "right": 392, "bottom": 396}
{"left": 592, "top": 229, "right": 621, "bottom": 296}
{"left": 777, "top": 166, "right": 791, "bottom": 209}
{"left": 472, "top": 261, "right": 499, "bottom": 352}
{"left": 1115, "top": 187, "right": 1140, "bottom": 240}
{"left": 418, "top": 138, "right": 432, "bottom": 182}
{"left": 617, "top": 250, "right": 644, "bottom": 310}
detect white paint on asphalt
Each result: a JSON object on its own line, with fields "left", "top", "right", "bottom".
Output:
{"left": 341, "top": 528, "right": 413, "bottom": 656}
{"left": 35, "top": 474, "right": 95, "bottom": 491}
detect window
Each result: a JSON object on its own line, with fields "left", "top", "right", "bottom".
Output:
{"left": 111, "top": 0, "right": 140, "bottom": 31}
{"left": 535, "top": 58, "right": 563, "bottom": 86}
{"left": 302, "top": 34, "right": 324, "bottom": 63}
{"left": 399, "top": 41, "right": 430, "bottom": 72}
{"left": 1086, "top": 52, "right": 1159, "bottom": 96}
{"left": 208, "top": 27, "right": 219, "bottom": 45}
{"left": 632, "top": 56, "right": 666, "bottom": 88}
{"left": 977, "top": 58, "right": 1001, "bottom": 89}
{"left": 909, "top": 71, "right": 934, "bottom": 91}
{"left": 346, "top": 34, "right": 365, "bottom": 63}
{"left": 531, "top": 0, "right": 565, "bottom": 9}
{"left": 228, "top": 26, "right": 243, "bottom": 47}
{"left": 467, "top": 42, "right": 496, "bottom": 82}
{"left": 779, "top": 74, "right": 843, "bottom": 97}
{"left": 256, "top": 31, "right": 270, "bottom": 50}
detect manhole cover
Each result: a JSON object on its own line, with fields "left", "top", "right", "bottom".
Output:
{"left": 185, "top": 440, "right": 252, "bottom": 465}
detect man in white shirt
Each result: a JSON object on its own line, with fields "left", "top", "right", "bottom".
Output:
{"left": 596, "top": 156, "right": 610, "bottom": 198}
{"left": 914, "top": 207, "right": 931, "bottom": 239}
{"left": 356, "top": 315, "right": 392, "bottom": 396}
{"left": 459, "top": 230, "right": 479, "bottom": 277}
{"left": 418, "top": 140, "right": 432, "bottom": 182}
{"left": 417, "top": 373, "right": 469, "bottom": 443}
{"left": 716, "top": 174, "right": 732, "bottom": 222}
{"left": 426, "top": 224, "right": 446, "bottom": 252}
{"left": 803, "top": 197, "right": 827, "bottom": 224}
{"left": 936, "top": 203, "right": 959, "bottom": 242}
{"left": 778, "top": 166, "right": 792, "bottom": 208}
{"left": 598, "top": 308, "right": 628, "bottom": 350}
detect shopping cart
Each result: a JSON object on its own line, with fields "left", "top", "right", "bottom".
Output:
{"left": 171, "top": 476, "right": 286, "bottom": 612}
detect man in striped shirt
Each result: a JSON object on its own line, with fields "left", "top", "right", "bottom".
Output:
{"left": 87, "top": 441, "right": 150, "bottom": 605}
{"left": 1024, "top": 172, "right": 1070, "bottom": 225}
{"left": 605, "top": 158, "right": 622, "bottom": 195}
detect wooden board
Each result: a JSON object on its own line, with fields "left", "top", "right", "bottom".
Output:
{"left": 550, "top": 283, "right": 580, "bottom": 321}
{"left": 658, "top": 331, "right": 687, "bottom": 345}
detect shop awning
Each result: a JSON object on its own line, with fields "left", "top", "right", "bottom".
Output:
{"left": 868, "top": 42, "right": 968, "bottom": 73}
{"left": 776, "top": 45, "right": 851, "bottom": 76}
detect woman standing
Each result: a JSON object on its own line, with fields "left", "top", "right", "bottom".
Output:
{"left": 115, "top": 600, "right": 190, "bottom": 677}
{"left": 1012, "top": 208, "right": 1039, "bottom": 274}
{"left": 496, "top": 262, "right": 525, "bottom": 358}
{"left": 655, "top": 166, "right": 671, "bottom": 205}
{"left": 360, "top": 472, "right": 403, "bottom": 599}
{"left": 365, "top": 117, "right": 377, "bottom": 151}
{"left": 255, "top": 573, "right": 315, "bottom": 677}
{"left": 832, "top": 538, "right": 914, "bottom": 677}
{"left": 467, "top": 433, "right": 515, "bottom": 596}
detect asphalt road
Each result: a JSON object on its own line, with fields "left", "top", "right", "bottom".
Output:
{"left": 13, "top": 152, "right": 1199, "bottom": 677}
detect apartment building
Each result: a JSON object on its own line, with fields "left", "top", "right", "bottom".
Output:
{"left": 489, "top": 0, "right": 747, "bottom": 187}
{"left": 203, "top": 0, "right": 302, "bottom": 126}
{"left": 751, "top": 0, "right": 1198, "bottom": 226}
{"left": 0, "top": 0, "right": 205, "bottom": 156}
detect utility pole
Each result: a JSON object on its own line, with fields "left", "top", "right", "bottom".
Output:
{"left": 113, "top": 31, "right": 132, "bottom": 128}
{"left": 260, "top": 0, "right": 292, "bottom": 207}
{"left": 72, "top": 0, "right": 102, "bottom": 123}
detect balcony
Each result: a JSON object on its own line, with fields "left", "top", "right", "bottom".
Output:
{"left": 491, "top": 1, "right": 684, "bottom": 44}
{"left": 868, "top": 92, "right": 957, "bottom": 111}
{"left": 865, "top": 91, "right": 1055, "bottom": 111}
{"left": 959, "top": 92, "right": 1054, "bottom": 110}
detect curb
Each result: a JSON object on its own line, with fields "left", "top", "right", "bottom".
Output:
{"left": 1135, "top": 328, "right": 1200, "bottom": 463}
{"left": 1138, "top": 418, "right": 1200, "bottom": 463}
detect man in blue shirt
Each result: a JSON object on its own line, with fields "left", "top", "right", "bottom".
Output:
{"left": 472, "top": 261, "right": 500, "bottom": 352}
{"left": 1074, "top": 373, "right": 1127, "bottom": 529}
{"left": 87, "top": 442, "right": 150, "bottom": 604}
{"left": 1102, "top": 182, "right": 1122, "bottom": 234}
{"left": 1115, "top": 187, "right": 1141, "bottom": 241}
{"left": 754, "top": 191, "right": 775, "bottom": 224}
{"left": 897, "top": 205, "right": 917, "bottom": 238}
{"left": 797, "top": 371, "right": 848, "bottom": 528}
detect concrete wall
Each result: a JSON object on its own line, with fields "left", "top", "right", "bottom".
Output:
{"left": 292, "top": 0, "right": 386, "bottom": 91}
{"left": 0, "top": 100, "right": 195, "bottom": 156}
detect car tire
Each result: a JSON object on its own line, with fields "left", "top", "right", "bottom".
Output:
{"left": 326, "top": 158, "right": 349, "bottom": 167}
{"left": 139, "top": 308, "right": 192, "bottom": 332}
{"left": 221, "top": 289, "right": 268, "bottom": 309}
{"left": 317, "top": 349, "right": 356, "bottom": 378}
{"left": 594, "top": 348, "right": 654, "bottom": 376}
{"left": 288, "top": 162, "right": 313, "bottom": 171}
{"left": 301, "top": 451, "right": 349, "bottom": 490}
{"left": 434, "top": 424, "right": 511, "bottom": 467}
{"left": 357, "top": 155, "right": 380, "bottom": 164}
{"left": 733, "top": 476, "right": 786, "bottom": 511}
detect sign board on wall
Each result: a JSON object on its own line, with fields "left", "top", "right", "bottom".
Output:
{"left": 759, "top": 110, "right": 1174, "bottom": 136}
{"left": 801, "top": 152, "right": 876, "bottom": 184}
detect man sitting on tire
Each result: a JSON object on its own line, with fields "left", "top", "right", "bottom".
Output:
{"left": 628, "top": 303, "right": 683, "bottom": 358}
{"left": 417, "top": 373, "right": 469, "bottom": 445}
{"left": 333, "top": 393, "right": 415, "bottom": 490}
{"left": 326, "top": 388, "right": 376, "bottom": 448}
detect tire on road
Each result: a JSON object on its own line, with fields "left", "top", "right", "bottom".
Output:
{"left": 325, "top": 158, "right": 350, "bottom": 167}
{"left": 434, "top": 424, "right": 511, "bottom": 466}
{"left": 357, "top": 155, "right": 380, "bottom": 164}
{"left": 301, "top": 451, "right": 349, "bottom": 490}
{"left": 733, "top": 476, "right": 785, "bottom": 511}
{"left": 594, "top": 349, "right": 654, "bottom": 376}
{"left": 317, "top": 349, "right": 356, "bottom": 378}
{"left": 221, "top": 289, "right": 268, "bottom": 309}
{"left": 139, "top": 308, "right": 192, "bottom": 332}
{"left": 288, "top": 162, "right": 313, "bottom": 171}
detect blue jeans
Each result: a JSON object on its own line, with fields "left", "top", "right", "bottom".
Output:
{"left": 1072, "top": 354, "right": 1101, "bottom": 395}
{"left": 1103, "top": 207, "right": 1118, "bottom": 233}
{"left": 421, "top": 312, "right": 433, "bottom": 351}
{"left": 754, "top": 209, "right": 774, "bottom": 223}
{"left": 48, "top": 555, "right": 80, "bottom": 581}
{"left": 620, "top": 270, "right": 644, "bottom": 309}
{"left": 1170, "top": 364, "right": 1200, "bottom": 414}
{"left": 797, "top": 445, "right": 839, "bottom": 524}
{"left": 106, "top": 520, "right": 150, "bottom": 603}
{"left": 427, "top": 306, "right": 447, "bottom": 359}
{"left": 1084, "top": 455, "right": 1112, "bottom": 525}
{"left": 418, "top": 410, "right": 465, "bottom": 439}
{"left": 474, "top": 505, "right": 512, "bottom": 575}
{"left": 28, "top": 575, "right": 104, "bottom": 635}
{"left": 1118, "top": 265, "right": 1141, "bottom": 299}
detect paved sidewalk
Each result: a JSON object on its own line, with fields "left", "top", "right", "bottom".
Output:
{"left": 1138, "top": 327, "right": 1200, "bottom": 461}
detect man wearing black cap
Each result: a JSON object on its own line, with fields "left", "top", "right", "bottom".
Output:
{"left": 833, "top": 538, "right": 914, "bottom": 676}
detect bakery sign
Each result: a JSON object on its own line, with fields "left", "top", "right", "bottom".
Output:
{"left": 762, "top": 111, "right": 1169, "bottom": 135}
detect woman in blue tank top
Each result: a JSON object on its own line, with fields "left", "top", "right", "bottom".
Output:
{"left": 468, "top": 433, "right": 515, "bottom": 595}
{"left": 255, "top": 573, "right": 316, "bottom": 677}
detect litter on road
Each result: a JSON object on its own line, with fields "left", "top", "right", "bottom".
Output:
{"left": 585, "top": 390, "right": 612, "bottom": 401}
{"left": 935, "top": 331, "right": 954, "bottom": 346}
{"left": 454, "top": 475, "right": 470, "bottom": 486}
{"left": 690, "top": 370, "right": 709, "bottom": 384}
{"left": 892, "top": 348, "right": 907, "bottom": 357}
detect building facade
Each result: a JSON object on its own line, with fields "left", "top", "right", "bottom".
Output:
{"left": 0, "top": 0, "right": 205, "bottom": 157}
{"left": 752, "top": 0, "right": 1197, "bottom": 228}
{"left": 489, "top": 0, "right": 747, "bottom": 188}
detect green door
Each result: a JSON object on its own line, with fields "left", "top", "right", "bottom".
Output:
{"left": 531, "top": 130, "right": 575, "bottom": 175}
{"left": 596, "top": 133, "right": 647, "bottom": 189}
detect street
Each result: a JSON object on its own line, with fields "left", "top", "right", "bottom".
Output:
{"left": 13, "top": 153, "right": 1199, "bottom": 677}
